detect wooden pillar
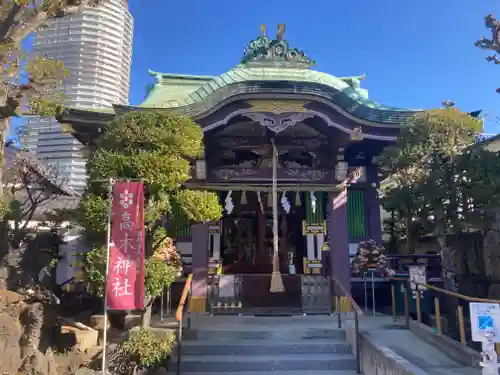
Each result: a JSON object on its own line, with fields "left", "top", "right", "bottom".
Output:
{"left": 257, "top": 200, "right": 265, "bottom": 266}
{"left": 328, "top": 189, "right": 351, "bottom": 311}
{"left": 190, "top": 223, "right": 209, "bottom": 313}
{"left": 366, "top": 165, "right": 382, "bottom": 244}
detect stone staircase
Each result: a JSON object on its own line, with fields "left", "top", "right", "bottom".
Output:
{"left": 170, "top": 316, "right": 358, "bottom": 374}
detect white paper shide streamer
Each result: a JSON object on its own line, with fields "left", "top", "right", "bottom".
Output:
{"left": 257, "top": 191, "right": 264, "bottom": 213}
{"left": 225, "top": 190, "right": 234, "bottom": 214}
{"left": 310, "top": 191, "right": 317, "bottom": 214}
{"left": 281, "top": 191, "right": 291, "bottom": 214}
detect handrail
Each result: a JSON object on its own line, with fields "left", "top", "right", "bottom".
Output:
{"left": 175, "top": 273, "right": 192, "bottom": 375}
{"left": 176, "top": 274, "right": 193, "bottom": 321}
{"left": 331, "top": 275, "right": 362, "bottom": 374}
{"left": 390, "top": 276, "right": 500, "bottom": 347}
{"left": 391, "top": 276, "right": 500, "bottom": 304}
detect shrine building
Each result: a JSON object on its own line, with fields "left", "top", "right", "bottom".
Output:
{"left": 59, "top": 25, "right": 422, "bottom": 313}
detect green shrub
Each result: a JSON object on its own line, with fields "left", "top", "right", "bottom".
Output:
{"left": 83, "top": 247, "right": 107, "bottom": 298}
{"left": 120, "top": 327, "right": 175, "bottom": 369}
{"left": 144, "top": 257, "right": 178, "bottom": 300}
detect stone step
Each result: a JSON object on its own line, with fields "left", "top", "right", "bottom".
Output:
{"left": 180, "top": 339, "right": 352, "bottom": 356}
{"left": 183, "top": 327, "right": 346, "bottom": 341}
{"left": 171, "top": 353, "right": 357, "bottom": 372}
{"left": 173, "top": 371, "right": 359, "bottom": 375}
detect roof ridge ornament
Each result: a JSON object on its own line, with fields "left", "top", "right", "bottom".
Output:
{"left": 241, "top": 24, "right": 315, "bottom": 68}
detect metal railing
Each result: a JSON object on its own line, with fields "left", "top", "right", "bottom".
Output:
{"left": 175, "top": 274, "right": 192, "bottom": 375}
{"left": 390, "top": 277, "right": 500, "bottom": 350}
{"left": 159, "top": 284, "right": 173, "bottom": 323}
{"left": 206, "top": 274, "right": 331, "bottom": 315}
{"left": 332, "top": 275, "right": 362, "bottom": 374}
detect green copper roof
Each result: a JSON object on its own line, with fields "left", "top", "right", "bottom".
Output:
{"left": 68, "top": 25, "right": 420, "bottom": 126}
{"left": 134, "top": 64, "right": 417, "bottom": 125}
{"left": 134, "top": 25, "right": 418, "bottom": 125}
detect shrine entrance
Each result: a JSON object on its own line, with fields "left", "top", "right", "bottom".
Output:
{"left": 220, "top": 190, "right": 306, "bottom": 275}
{"left": 205, "top": 190, "right": 334, "bottom": 315}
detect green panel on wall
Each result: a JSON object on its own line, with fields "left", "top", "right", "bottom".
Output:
{"left": 168, "top": 201, "right": 192, "bottom": 237}
{"left": 348, "top": 189, "right": 366, "bottom": 238}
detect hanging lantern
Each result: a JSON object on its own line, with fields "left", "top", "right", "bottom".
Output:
{"left": 267, "top": 192, "right": 273, "bottom": 207}
{"left": 240, "top": 190, "right": 247, "bottom": 205}
{"left": 335, "top": 161, "right": 348, "bottom": 181}
{"left": 195, "top": 159, "right": 207, "bottom": 180}
{"left": 295, "top": 192, "right": 301, "bottom": 206}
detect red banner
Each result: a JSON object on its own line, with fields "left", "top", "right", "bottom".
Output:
{"left": 106, "top": 181, "right": 145, "bottom": 310}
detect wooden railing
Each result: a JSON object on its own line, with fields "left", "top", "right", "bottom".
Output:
{"left": 175, "top": 273, "right": 193, "bottom": 375}
{"left": 390, "top": 277, "right": 500, "bottom": 346}
{"left": 176, "top": 274, "right": 193, "bottom": 321}
{"left": 332, "top": 275, "right": 362, "bottom": 374}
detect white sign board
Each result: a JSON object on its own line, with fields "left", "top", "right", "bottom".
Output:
{"left": 408, "top": 265, "right": 426, "bottom": 299}
{"left": 409, "top": 266, "right": 426, "bottom": 288}
{"left": 218, "top": 275, "right": 235, "bottom": 298}
{"left": 470, "top": 302, "right": 500, "bottom": 343}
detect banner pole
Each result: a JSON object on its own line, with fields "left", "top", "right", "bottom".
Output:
{"left": 101, "top": 178, "right": 114, "bottom": 374}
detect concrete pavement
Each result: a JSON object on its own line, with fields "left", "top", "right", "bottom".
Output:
{"left": 357, "top": 314, "right": 480, "bottom": 375}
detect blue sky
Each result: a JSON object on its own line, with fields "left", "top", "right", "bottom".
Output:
{"left": 12, "top": 0, "right": 500, "bottom": 137}
{"left": 126, "top": 0, "right": 500, "bottom": 134}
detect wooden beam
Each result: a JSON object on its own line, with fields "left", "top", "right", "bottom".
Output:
{"left": 207, "top": 136, "right": 330, "bottom": 149}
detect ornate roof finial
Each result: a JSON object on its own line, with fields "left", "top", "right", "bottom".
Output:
{"left": 260, "top": 24, "right": 267, "bottom": 37}
{"left": 277, "top": 24, "right": 286, "bottom": 41}
{"left": 241, "top": 24, "right": 315, "bottom": 68}
{"left": 442, "top": 100, "right": 456, "bottom": 108}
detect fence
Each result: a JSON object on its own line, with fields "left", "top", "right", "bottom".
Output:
{"left": 206, "top": 274, "right": 331, "bottom": 315}
{"left": 390, "top": 276, "right": 500, "bottom": 352}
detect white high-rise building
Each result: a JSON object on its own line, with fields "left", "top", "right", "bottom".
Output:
{"left": 25, "top": 0, "right": 133, "bottom": 192}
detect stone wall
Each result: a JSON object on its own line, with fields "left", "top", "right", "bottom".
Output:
{"left": 344, "top": 320, "right": 429, "bottom": 375}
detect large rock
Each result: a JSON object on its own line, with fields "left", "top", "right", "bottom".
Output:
{"left": 482, "top": 217, "right": 500, "bottom": 298}
{"left": 61, "top": 325, "right": 98, "bottom": 350}
{"left": 0, "top": 288, "right": 67, "bottom": 375}
{"left": 18, "top": 348, "right": 58, "bottom": 375}
{"left": 20, "top": 302, "right": 47, "bottom": 350}
{"left": 0, "top": 311, "right": 22, "bottom": 374}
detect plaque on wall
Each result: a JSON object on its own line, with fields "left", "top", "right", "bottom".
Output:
{"left": 218, "top": 275, "right": 236, "bottom": 297}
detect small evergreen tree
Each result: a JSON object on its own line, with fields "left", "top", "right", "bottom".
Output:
{"left": 80, "top": 111, "right": 222, "bottom": 325}
{"left": 378, "top": 107, "right": 500, "bottom": 290}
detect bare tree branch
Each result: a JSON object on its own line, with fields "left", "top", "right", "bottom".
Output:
{"left": 4, "top": 146, "right": 78, "bottom": 243}
{"left": 475, "top": 13, "right": 500, "bottom": 92}
{"left": 0, "top": 2, "right": 22, "bottom": 41}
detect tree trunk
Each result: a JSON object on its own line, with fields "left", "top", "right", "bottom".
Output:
{"left": 0, "top": 97, "right": 9, "bottom": 260}
{"left": 0, "top": 118, "right": 6, "bottom": 199}
{"left": 0, "top": 81, "right": 10, "bottom": 199}
{"left": 404, "top": 213, "right": 414, "bottom": 254}
{"left": 141, "top": 298, "right": 153, "bottom": 327}
{"left": 435, "top": 207, "right": 456, "bottom": 291}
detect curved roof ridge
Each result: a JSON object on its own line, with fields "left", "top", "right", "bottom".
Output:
{"left": 122, "top": 65, "right": 421, "bottom": 125}
{"left": 148, "top": 69, "right": 218, "bottom": 81}
{"left": 180, "top": 65, "right": 417, "bottom": 114}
